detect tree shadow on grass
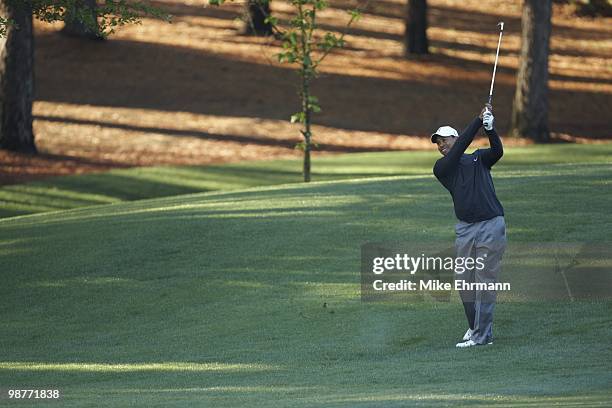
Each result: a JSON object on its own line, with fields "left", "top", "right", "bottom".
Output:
{"left": 0, "top": 160, "right": 430, "bottom": 217}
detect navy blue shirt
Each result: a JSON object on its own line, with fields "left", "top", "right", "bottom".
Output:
{"left": 433, "top": 116, "right": 504, "bottom": 223}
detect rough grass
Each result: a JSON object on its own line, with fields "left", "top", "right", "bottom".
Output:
{"left": 1, "top": 143, "right": 611, "bottom": 219}
{"left": 1, "top": 149, "right": 611, "bottom": 406}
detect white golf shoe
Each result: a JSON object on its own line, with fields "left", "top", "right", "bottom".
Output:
{"left": 462, "top": 328, "right": 473, "bottom": 341}
{"left": 456, "top": 339, "right": 493, "bottom": 348}
{"left": 456, "top": 339, "right": 477, "bottom": 348}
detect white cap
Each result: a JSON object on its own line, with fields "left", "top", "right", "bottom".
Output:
{"left": 431, "top": 126, "right": 459, "bottom": 143}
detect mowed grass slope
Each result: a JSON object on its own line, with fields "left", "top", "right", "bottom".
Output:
{"left": 1, "top": 151, "right": 611, "bottom": 406}
{"left": 1, "top": 144, "right": 612, "bottom": 219}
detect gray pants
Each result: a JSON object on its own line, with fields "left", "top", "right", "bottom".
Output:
{"left": 454, "top": 215, "right": 507, "bottom": 344}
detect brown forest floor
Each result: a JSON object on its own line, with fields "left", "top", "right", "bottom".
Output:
{"left": 1, "top": 0, "right": 611, "bottom": 184}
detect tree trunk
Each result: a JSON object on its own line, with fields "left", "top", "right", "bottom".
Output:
{"left": 405, "top": 0, "right": 428, "bottom": 55}
{"left": 243, "top": 0, "right": 272, "bottom": 36}
{"left": 61, "top": 0, "right": 103, "bottom": 40}
{"left": 0, "top": 0, "right": 36, "bottom": 153}
{"left": 511, "top": 0, "right": 552, "bottom": 142}
{"left": 301, "top": 74, "right": 311, "bottom": 183}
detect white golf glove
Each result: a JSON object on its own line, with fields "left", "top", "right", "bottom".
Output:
{"left": 483, "top": 109, "right": 494, "bottom": 131}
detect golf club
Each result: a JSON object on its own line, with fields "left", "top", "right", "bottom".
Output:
{"left": 488, "top": 21, "right": 504, "bottom": 107}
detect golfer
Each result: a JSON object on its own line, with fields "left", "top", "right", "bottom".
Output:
{"left": 431, "top": 105, "right": 507, "bottom": 348}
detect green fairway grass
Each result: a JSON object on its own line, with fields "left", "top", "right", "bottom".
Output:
{"left": 1, "top": 149, "right": 611, "bottom": 406}
{"left": 1, "top": 143, "right": 612, "bottom": 219}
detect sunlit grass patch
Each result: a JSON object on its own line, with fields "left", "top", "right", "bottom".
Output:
{"left": 0, "top": 362, "right": 278, "bottom": 373}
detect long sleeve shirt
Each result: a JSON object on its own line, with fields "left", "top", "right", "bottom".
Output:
{"left": 433, "top": 116, "right": 504, "bottom": 223}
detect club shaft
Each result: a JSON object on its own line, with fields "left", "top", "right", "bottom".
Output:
{"left": 489, "top": 29, "right": 504, "bottom": 101}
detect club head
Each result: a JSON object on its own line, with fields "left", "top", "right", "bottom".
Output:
{"left": 498, "top": 21, "right": 504, "bottom": 31}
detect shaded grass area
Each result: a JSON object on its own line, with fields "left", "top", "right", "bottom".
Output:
{"left": 1, "top": 143, "right": 612, "bottom": 219}
{"left": 0, "top": 159, "right": 611, "bottom": 406}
